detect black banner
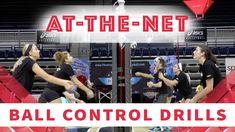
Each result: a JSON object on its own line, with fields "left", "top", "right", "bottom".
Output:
{"left": 37, "top": 31, "right": 60, "bottom": 44}
{"left": 185, "top": 28, "right": 207, "bottom": 42}
{"left": 90, "top": 61, "right": 150, "bottom": 93}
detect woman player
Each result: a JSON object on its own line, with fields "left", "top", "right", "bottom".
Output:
{"left": 136, "top": 57, "right": 170, "bottom": 103}
{"left": 12, "top": 44, "right": 73, "bottom": 94}
{"left": 39, "top": 51, "right": 94, "bottom": 103}
{"left": 190, "top": 45, "right": 222, "bottom": 103}
{"left": 158, "top": 63, "right": 194, "bottom": 103}
{"left": 76, "top": 68, "right": 95, "bottom": 102}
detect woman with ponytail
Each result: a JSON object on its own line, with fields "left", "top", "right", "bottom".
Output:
{"left": 39, "top": 51, "right": 94, "bottom": 103}
{"left": 136, "top": 57, "right": 170, "bottom": 103}
{"left": 158, "top": 63, "right": 194, "bottom": 103}
{"left": 190, "top": 45, "right": 222, "bottom": 103}
{"left": 12, "top": 44, "right": 73, "bottom": 93}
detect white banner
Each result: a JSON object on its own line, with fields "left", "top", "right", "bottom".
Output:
{"left": 0, "top": 103, "right": 234, "bottom": 127}
{"left": 39, "top": 6, "right": 194, "bottom": 43}
{"left": 225, "top": 58, "right": 235, "bottom": 75}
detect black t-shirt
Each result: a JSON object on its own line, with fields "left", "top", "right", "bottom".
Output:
{"left": 47, "top": 63, "right": 74, "bottom": 95}
{"left": 174, "top": 72, "right": 193, "bottom": 99}
{"left": 154, "top": 69, "right": 169, "bottom": 94}
{"left": 13, "top": 57, "right": 36, "bottom": 93}
{"left": 200, "top": 59, "right": 222, "bottom": 88}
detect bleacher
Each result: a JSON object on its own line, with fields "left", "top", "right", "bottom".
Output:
{"left": 0, "top": 45, "right": 233, "bottom": 94}
{"left": 90, "top": 44, "right": 235, "bottom": 60}
{"left": 0, "top": 44, "right": 70, "bottom": 59}
{"left": 89, "top": 42, "right": 233, "bottom": 90}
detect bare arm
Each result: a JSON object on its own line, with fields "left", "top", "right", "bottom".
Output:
{"left": 70, "top": 76, "right": 94, "bottom": 99}
{"left": 147, "top": 81, "right": 162, "bottom": 88}
{"left": 153, "top": 81, "right": 162, "bottom": 88}
{"left": 161, "top": 76, "right": 178, "bottom": 87}
{"left": 63, "top": 91, "right": 84, "bottom": 103}
{"left": 87, "top": 79, "right": 94, "bottom": 89}
{"left": 32, "top": 63, "right": 72, "bottom": 90}
{"left": 158, "top": 72, "right": 178, "bottom": 88}
{"left": 135, "top": 72, "right": 154, "bottom": 79}
{"left": 190, "top": 78, "right": 213, "bottom": 103}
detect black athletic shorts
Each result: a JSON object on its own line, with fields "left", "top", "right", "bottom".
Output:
{"left": 184, "top": 92, "right": 195, "bottom": 100}
{"left": 168, "top": 87, "right": 173, "bottom": 97}
{"left": 38, "top": 88, "right": 61, "bottom": 103}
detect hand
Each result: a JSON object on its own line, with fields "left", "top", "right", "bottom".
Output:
{"left": 86, "top": 89, "right": 94, "bottom": 99}
{"left": 154, "top": 67, "right": 158, "bottom": 74}
{"left": 72, "top": 90, "right": 80, "bottom": 98}
{"left": 72, "top": 98, "right": 85, "bottom": 103}
{"left": 64, "top": 93, "right": 78, "bottom": 103}
{"left": 76, "top": 99, "right": 85, "bottom": 103}
{"left": 180, "top": 98, "right": 185, "bottom": 103}
{"left": 147, "top": 81, "right": 154, "bottom": 88}
{"left": 90, "top": 82, "right": 94, "bottom": 87}
{"left": 185, "top": 99, "right": 191, "bottom": 103}
{"left": 64, "top": 81, "right": 73, "bottom": 91}
{"left": 87, "top": 83, "right": 94, "bottom": 89}
{"left": 189, "top": 99, "right": 197, "bottom": 103}
{"left": 65, "top": 93, "right": 85, "bottom": 103}
{"left": 65, "top": 93, "right": 75, "bottom": 102}
{"left": 135, "top": 72, "right": 142, "bottom": 76}
{"left": 158, "top": 72, "right": 164, "bottom": 80}
{"left": 172, "top": 80, "right": 178, "bottom": 86}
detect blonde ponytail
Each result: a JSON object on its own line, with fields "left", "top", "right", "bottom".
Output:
{"left": 12, "top": 44, "right": 31, "bottom": 72}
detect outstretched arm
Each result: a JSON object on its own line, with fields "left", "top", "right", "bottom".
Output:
{"left": 147, "top": 81, "right": 162, "bottom": 88}
{"left": 190, "top": 78, "right": 213, "bottom": 103}
{"left": 63, "top": 91, "right": 84, "bottom": 103}
{"left": 158, "top": 72, "right": 178, "bottom": 87}
{"left": 87, "top": 79, "right": 94, "bottom": 89}
{"left": 32, "top": 63, "right": 73, "bottom": 90}
{"left": 135, "top": 72, "right": 154, "bottom": 79}
{"left": 70, "top": 76, "right": 94, "bottom": 99}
